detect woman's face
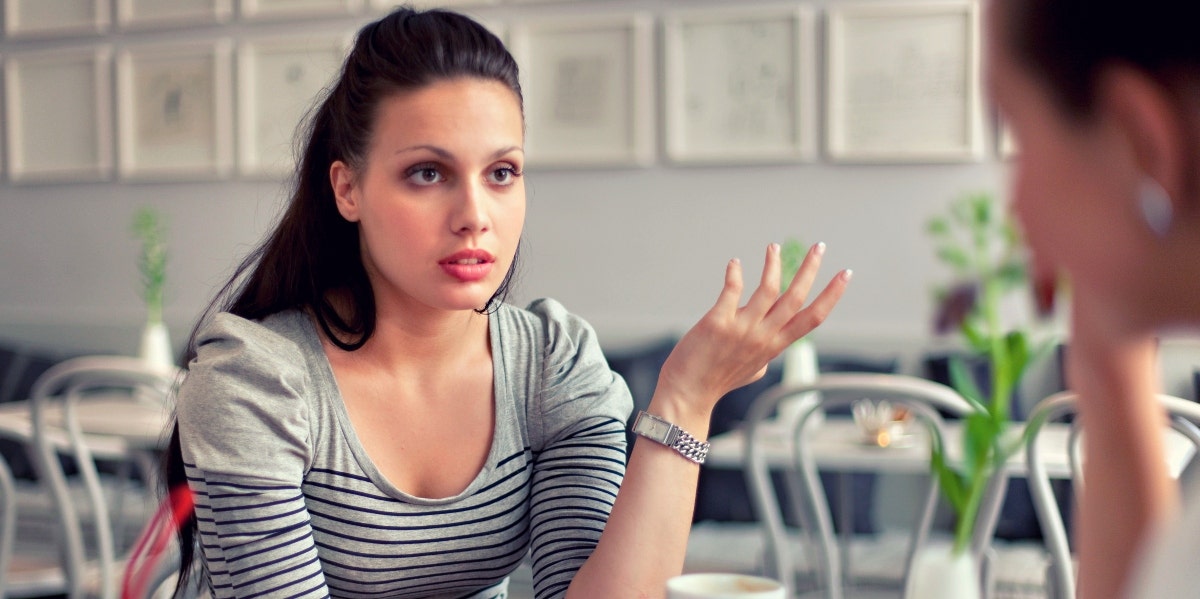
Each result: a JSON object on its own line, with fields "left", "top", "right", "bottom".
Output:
{"left": 332, "top": 78, "right": 525, "bottom": 315}
{"left": 984, "top": 1, "right": 1151, "bottom": 316}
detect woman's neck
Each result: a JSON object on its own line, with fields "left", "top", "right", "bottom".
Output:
{"left": 368, "top": 306, "right": 490, "bottom": 363}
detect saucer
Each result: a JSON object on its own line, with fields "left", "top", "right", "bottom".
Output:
{"left": 860, "top": 430, "right": 916, "bottom": 449}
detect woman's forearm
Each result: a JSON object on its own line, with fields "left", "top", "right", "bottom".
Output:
{"left": 564, "top": 386, "right": 705, "bottom": 597}
{"left": 567, "top": 389, "right": 712, "bottom": 598}
{"left": 1071, "top": 337, "right": 1178, "bottom": 599}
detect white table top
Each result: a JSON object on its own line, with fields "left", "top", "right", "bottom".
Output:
{"left": 0, "top": 395, "right": 171, "bottom": 456}
{"left": 706, "top": 417, "right": 1196, "bottom": 480}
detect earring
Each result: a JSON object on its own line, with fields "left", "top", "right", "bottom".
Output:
{"left": 1138, "top": 177, "right": 1174, "bottom": 238}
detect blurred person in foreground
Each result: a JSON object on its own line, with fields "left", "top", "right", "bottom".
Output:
{"left": 987, "top": 0, "right": 1200, "bottom": 596}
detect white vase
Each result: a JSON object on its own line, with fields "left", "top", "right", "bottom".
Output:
{"left": 777, "top": 339, "right": 820, "bottom": 425}
{"left": 905, "top": 545, "right": 981, "bottom": 599}
{"left": 139, "top": 320, "right": 174, "bottom": 371}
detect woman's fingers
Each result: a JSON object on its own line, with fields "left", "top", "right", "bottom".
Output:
{"left": 711, "top": 258, "right": 745, "bottom": 317}
{"left": 743, "top": 243, "right": 784, "bottom": 317}
{"left": 765, "top": 242, "right": 825, "bottom": 326}
{"left": 781, "top": 268, "right": 853, "bottom": 341}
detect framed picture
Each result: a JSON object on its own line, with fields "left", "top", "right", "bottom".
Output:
{"left": 372, "top": 0, "right": 496, "bottom": 9}
{"left": 4, "top": 0, "right": 110, "bottom": 38}
{"left": 241, "top": 0, "right": 361, "bottom": 19}
{"left": 663, "top": 5, "right": 816, "bottom": 164}
{"left": 509, "top": 14, "right": 655, "bottom": 168}
{"left": 117, "top": 41, "right": 233, "bottom": 179}
{"left": 116, "top": 0, "right": 232, "bottom": 29}
{"left": 3, "top": 46, "right": 113, "bottom": 182}
{"left": 238, "top": 34, "right": 349, "bottom": 177}
{"left": 825, "top": 1, "right": 984, "bottom": 163}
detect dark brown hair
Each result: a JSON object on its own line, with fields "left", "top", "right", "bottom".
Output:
{"left": 1006, "top": 0, "right": 1200, "bottom": 117}
{"left": 164, "top": 7, "right": 522, "bottom": 594}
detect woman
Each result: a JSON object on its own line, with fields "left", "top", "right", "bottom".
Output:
{"left": 986, "top": 0, "right": 1200, "bottom": 596}
{"left": 165, "top": 7, "right": 850, "bottom": 599}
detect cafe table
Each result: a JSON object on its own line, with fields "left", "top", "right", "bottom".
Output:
{"left": 702, "top": 415, "right": 1196, "bottom": 586}
{"left": 705, "top": 416, "right": 1196, "bottom": 478}
{"left": 0, "top": 393, "right": 171, "bottom": 457}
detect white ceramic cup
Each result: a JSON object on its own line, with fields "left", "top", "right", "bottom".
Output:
{"left": 666, "top": 573, "right": 786, "bottom": 599}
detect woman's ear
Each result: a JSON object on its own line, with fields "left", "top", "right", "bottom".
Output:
{"left": 330, "top": 160, "right": 361, "bottom": 222}
{"left": 1097, "top": 66, "right": 1191, "bottom": 210}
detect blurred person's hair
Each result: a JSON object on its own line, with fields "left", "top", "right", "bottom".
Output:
{"left": 1006, "top": 0, "right": 1200, "bottom": 118}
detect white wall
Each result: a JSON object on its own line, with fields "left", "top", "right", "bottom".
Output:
{"left": 1, "top": 0, "right": 1023, "bottom": 369}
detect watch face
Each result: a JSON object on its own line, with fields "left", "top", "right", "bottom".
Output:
{"left": 638, "top": 414, "right": 671, "bottom": 440}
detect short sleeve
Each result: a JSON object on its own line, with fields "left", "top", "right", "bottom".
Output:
{"left": 525, "top": 297, "right": 634, "bottom": 448}
{"left": 521, "top": 299, "right": 634, "bottom": 598}
{"left": 176, "top": 312, "right": 314, "bottom": 482}
{"left": 175, "top": 312, "right": 328, "bottom": 598}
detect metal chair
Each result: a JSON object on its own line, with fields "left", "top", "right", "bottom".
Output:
{"left": 743, "top": 373, "right": 976, "bottom": 599}
{"left": 27, "top": 355, "right": 179, "bottom": 599}
{"left": 1025, "top": 391, "right": 1200, "bottom": 599}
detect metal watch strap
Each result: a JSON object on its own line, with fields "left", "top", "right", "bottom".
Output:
{"left": 632, "top": 410, "right": 710, "bottom": 465}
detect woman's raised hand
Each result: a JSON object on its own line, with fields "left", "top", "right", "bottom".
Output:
{"left": 655, "top": 242, "right": 851, "bottom": 419}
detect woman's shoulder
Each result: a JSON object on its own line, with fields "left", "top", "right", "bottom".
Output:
{"left": 194, "top": 309, "right": 312, "bottom": 362}
{"left": 185, "top": 310, "right": 318, "bottom": 395}
{"left": 496, "top": 298, "right": 600, "bottom": 346}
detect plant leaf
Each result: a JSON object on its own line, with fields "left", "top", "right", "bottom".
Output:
{"left": 931, "top": 445, "right": 967, "bottom": 512}
{"left": 959, "top": 316, "right": 989, "bottom": 354}
{"left": 927, "top": 217, "right": 951, "bottom": 237}
{"left": 936, "top": 246, "right": 971, "bottom": 271}
{"left": 948, "top": 356, "right": 988, "bottom": 414}
{"left": 963, "top": 412, "right": 998, "bottom": 481}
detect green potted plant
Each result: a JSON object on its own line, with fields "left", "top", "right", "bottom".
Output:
{"left": 132, "top": 207, "right": 172, "bottom": 369}
{"left": 908, "top": 191, "right": 1043, "bottom": 597}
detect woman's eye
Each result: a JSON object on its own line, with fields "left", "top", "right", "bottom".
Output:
{"left": 405, "top": 166, "right": 444, "bottom": 186}
{"left": 487, "top": 166, "right": 521, "bottom": 186}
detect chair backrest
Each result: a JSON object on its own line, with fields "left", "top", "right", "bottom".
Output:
{"left": 0, "top": 441, "right": 16, "bottom": 594}
{"left": 1025, "top": 391, "right": 1200, "bottom": 599}
{"left": 27, "top": 355, "right": 179, "bottom": 599}
{"left": 743, "top": 373, "right": 974, "bottom": 599}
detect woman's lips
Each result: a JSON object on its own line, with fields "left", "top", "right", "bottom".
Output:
{"left": 439, "top": 249, "right": 495, "bottom": 282}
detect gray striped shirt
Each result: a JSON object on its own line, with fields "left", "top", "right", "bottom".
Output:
{"left": 176, "top": 299, "right": 633, "bottom": 599}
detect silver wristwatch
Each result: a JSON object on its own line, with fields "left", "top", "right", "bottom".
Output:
{"left": 631, "top": 410, "right": 710, "bottom": 465}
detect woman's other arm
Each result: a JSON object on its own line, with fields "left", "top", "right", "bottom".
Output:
{"left": 568, "top": 242, "right": 850, "bottom": 597}
{"left": 1069, "top": 298, "right": 1178, "bottom": 599}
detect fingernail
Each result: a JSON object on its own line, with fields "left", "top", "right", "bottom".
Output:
{"left": 815, "top": 241, "right": 826, "bottom": 255}
{"left": 730, "top": 258, "right": 741, "bottom": 266}
{"left": 841, "top": 269, "right": 854, "bottom": 281}
{"left": 770, "top": 242, "right": 780, "bottom": 254}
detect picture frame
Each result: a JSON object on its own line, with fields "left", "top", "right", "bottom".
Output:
{"left": 825, "top": 0, "right": 984, "bottom": 163}
{"left": 372, "top": 0, "right": 497, "bottom": 9}
{"left": 508, "top": 14, "right": 655, "bottom": 168}
{"left": 3, "top": 46, "right": 113, "bottom": 183}
{"left": 4, "top": 0, "right": 110, "bottom": 38}
{"left": 116, "top": 40, "right": 233, "bottom": 179}
{"left": 241, "top": 0, "right": 361, "bottom": 19}
{"left": 116, "top": 0, "right": 233, "bottom": 29}
{"left": 662, "top": 5, "right": 816, "bottom": 164}
{"left": 238, "top": 33, "right": 350, "bottom": 177}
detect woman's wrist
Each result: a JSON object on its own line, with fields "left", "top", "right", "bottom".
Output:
{"left": 643, "top": 386, "right": 714, "bottom": 441}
